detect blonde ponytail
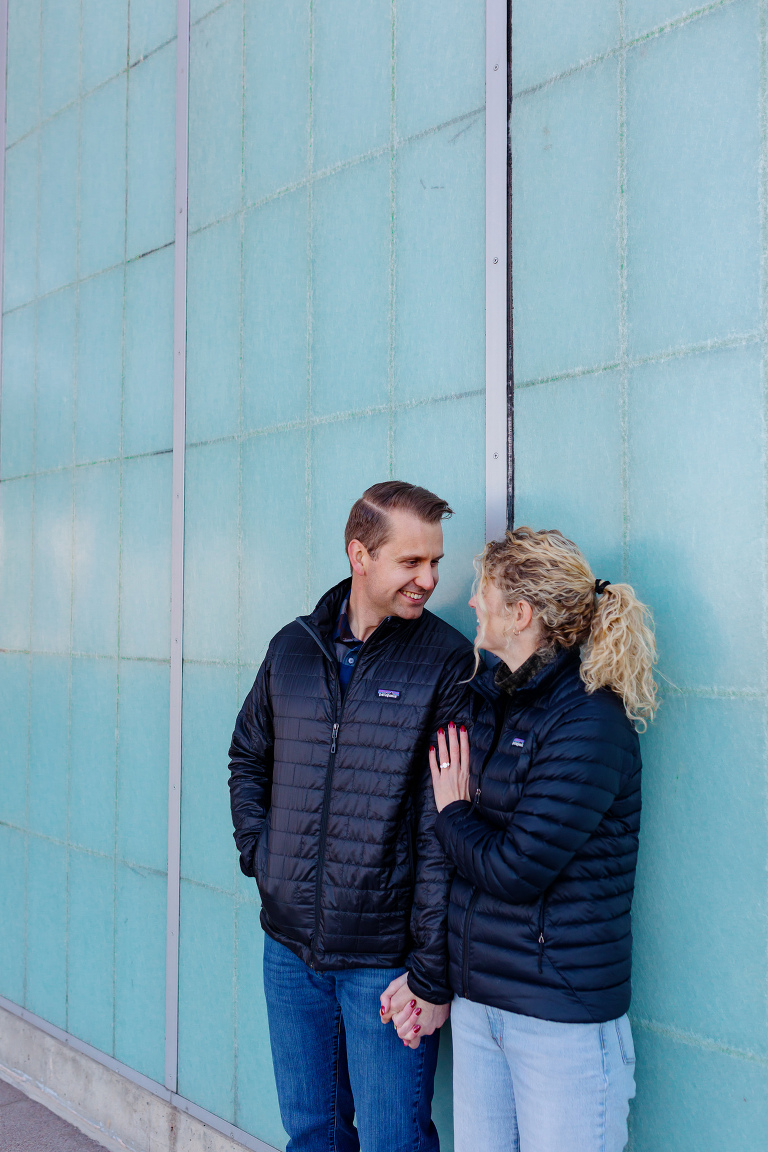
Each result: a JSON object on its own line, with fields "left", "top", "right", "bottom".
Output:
{"left": 477, "top": 527, "right": 658, "bottom": 730}
{"left": 580, "top": 583, "right": 657, "bottom": 730}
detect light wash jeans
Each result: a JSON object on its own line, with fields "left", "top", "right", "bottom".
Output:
{"left": 451, "top": 996, "right": 636, "bottom": 1152}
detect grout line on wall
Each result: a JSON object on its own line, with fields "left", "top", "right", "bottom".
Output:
{"left": 0, "top": 0, "right": 7, "bottom": 470}
{"left": 164, "top": 0, "right": 190, "bottom": 1094}
{"left": 113, "top": 0, "right": 133, "bottom": 1062}
{"left": 2, "top": 240, "right": 175, "bottom": 323}
{"left": 0, "top": 647, "right": 171, "bottom": 664}
{"left": 514, "top": 330, "right": 763, "bottom": 390}
{"left": 63, "top": 0, "right": 86, "bottom": 1037}
{"left": 154, "top": 389, "right": 487, "bottom": 458}
{"left": 22, "top": 0, "right": 44, "bottom": 1013}
{"left": 190, "top": 0, "right": 236, "bottom": 31}
{"left": 232, "top": 0, "right": 247, "bottom": 1126}
{"left": 513, "top": 0, "right": 741, "bottom": 101}
{"left": 6, "top": 34, "right": 177, "bottom": 155}
{"left": 618, "top": 0, "right": 630, "bottom": 581}
{"left": 0, "top": 821, "right": 172, "bottom": 874}
{"left": 631, "top": 1016, "right": 768, "bottom": 1066}
{"left": 303, "top": 0, "right": 315, "bottom": 614}
{"left": 2, "top": 445, "right": 173, "bottom": 483}
{"left": 757, "top": 0, "right": 768, "bottom": 1044}
{"left": 176, "top": 105, "right": 486, "bottom": 248}
{"left": 387, "top": 0, "right": 397, "bottom": 476}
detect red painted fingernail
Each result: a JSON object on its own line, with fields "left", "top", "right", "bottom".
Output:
{"left": 449, "top": 721, "right": 455, "bottom": 730}
{"left": 380, "top": 1005, "right": 385, "bottom": 1014}
{"left": 460, "top": 725, "right": 467, "bottom": 733}
{"left": 409, "top": 1000, "right": 416, "bottom": 1007}
{"left": 413, "top": 1025, "right": 421, "bottom": 1033}
{"left": 438, "top": 728, "right": 444, "bottom": 736}
{"left": 429, "top": 746, "right": 435, "bottom": 754}
{"left": 414, "top": 1007, "right": 422, "bottom": 1016}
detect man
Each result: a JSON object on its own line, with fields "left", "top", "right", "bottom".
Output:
{"left": 229, "top": 481, "right": 475, "bottom": 1152}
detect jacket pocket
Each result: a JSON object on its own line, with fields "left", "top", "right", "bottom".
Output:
{"left": 536, "top": 893, "right": 548, "bottom": 973}
{"left": 405, "top": 814, "right": 416, "bottom": 886}
{"left": 255, "top": 814, "right": 271, "bottom": 887}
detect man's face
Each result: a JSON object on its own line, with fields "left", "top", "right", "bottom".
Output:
{"left": 351, "top": 509, "right": 444, "bottom": 622}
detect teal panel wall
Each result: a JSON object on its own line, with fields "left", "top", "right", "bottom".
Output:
{"left": 177, "top": 3, "right": 486, "bottom": 1146}
{"left": 512, "top": 1, "right": 768, "bottom": 1147}
{"left": 0, "top": 0, "right": 174, "bottom": 1086}
{"left": 2, "top": 1, "right": 764, "bottom": 1150}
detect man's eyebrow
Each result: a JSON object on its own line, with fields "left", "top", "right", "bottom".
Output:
{"left": 395, "top": 552, "right": 444, "bottom": 562}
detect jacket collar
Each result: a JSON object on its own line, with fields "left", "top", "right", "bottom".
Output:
{"left": 298, "top": 577, "right": 419, "bottom": 658}
{"left": 305, "top": 577, "right": 352, "bottom": 637}
{"left": 471, "top": 645, "right": 580, "bottom": 708}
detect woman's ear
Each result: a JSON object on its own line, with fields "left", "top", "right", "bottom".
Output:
{"left": 515, "top": 599, "right": 535, "bottom": 632}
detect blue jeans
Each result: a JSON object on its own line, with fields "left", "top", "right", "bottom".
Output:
{"left": 263, "top": 934, "right": 440, "bottom": 1152}
{"left": 451, "top": 996, "right": 636, "bottom": 1152}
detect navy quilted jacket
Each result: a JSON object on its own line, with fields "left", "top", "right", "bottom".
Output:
{"left": 435, "top": 648, "right": 641, "bottom": 1023}
{"left": 228, "top": 578, "right": 475, "bottom": 1003}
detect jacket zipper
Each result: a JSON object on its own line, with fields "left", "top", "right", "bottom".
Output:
{"left": 311, "top": 682, "right": 341, "bottom": 966}
{"left": 537, "top": 893, "right": 547, "bottom": 973}
{"left": 463, "top": 705, "right": 505, "bottom": 993}
{"left": 471, "top": 703, "right": 508, "bottom": 810}
{"left": 308, "top": 628, "right": 379, "bottom": 966}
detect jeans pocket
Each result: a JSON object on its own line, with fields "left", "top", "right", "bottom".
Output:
{"left": 615, "top": 1015, "right": 635, "bottom": 1065}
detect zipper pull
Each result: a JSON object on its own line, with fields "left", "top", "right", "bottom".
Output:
{"left": 538, "top": 932, "right": 545, "bottom": 973}
{"left": 330, "top": 722, "right": 339, "bottom": 754}
{"left": 473, "top": 785, "right": 481, "bottom": 807}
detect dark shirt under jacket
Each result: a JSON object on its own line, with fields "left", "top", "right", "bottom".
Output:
{"left": 333, "top": 598, "right": 363, "bottom": 699}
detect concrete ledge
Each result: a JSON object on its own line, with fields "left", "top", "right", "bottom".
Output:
{"left": 0, "top": 1005, "right": 274, "bottom": 1152}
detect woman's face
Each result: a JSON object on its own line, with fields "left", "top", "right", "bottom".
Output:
{"left": 469, "top": 579, "right": 510, "bottom": 658}
{"left": 469, "top": 577, "right": 543, "bottom": 668}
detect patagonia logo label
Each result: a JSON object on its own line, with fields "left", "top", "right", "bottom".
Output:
{"left": 512, "top": 737, "right": 525, "bottom": 749}
{"left": 378, "top": 689, "right": 400, "bottom": 699}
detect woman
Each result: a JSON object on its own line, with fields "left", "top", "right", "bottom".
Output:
{"left": 399, "top": 527, "right": 657, "bottom": 1151}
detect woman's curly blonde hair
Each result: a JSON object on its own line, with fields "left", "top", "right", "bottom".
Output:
{"left": 475, "top": 526, "right": 658, "bottom": 731}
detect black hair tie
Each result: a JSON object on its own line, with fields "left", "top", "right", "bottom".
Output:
{"left": 594, "top": 579, "right": 611, "bottom": 595}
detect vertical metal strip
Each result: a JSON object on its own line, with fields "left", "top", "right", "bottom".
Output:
{"left": 165, "top": 0, "right": 190, "bottom": 1094}
{"left": 0, "top": 0, "right": 9, "bottom": 463}
{"left": 485, "top": 0, "right": 510, "bottom": 541}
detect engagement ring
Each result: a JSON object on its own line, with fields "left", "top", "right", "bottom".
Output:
{"left": 439, "top": 761, "right": 450, "bottom": 770}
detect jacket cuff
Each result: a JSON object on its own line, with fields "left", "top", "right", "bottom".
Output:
{"left": 406, "top": 967, "right": 452, "bottom": 1006}
{"left": 434, "top": 800, "right": 472, "bottom": 847}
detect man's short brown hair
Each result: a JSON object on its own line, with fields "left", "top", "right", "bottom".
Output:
{"left": 344, "top": 481, "right": 453, "bottom": 558}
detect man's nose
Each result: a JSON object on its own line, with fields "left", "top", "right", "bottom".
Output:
{"left": 414, "top": 565, "right": 436, "bottom": 591}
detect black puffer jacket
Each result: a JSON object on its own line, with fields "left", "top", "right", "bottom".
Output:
{"left": 435, "top": 648, "right": 641, "bottom": 1023}
{"left": 229, "top": 579, "right": 475, "bottom": 1003}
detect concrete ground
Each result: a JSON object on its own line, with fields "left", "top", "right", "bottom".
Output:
{"left": 0, "top": 1078, "right": 109, "bottom": 1151}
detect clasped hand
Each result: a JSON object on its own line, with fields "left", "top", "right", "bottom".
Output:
{"left": 379, "top": 973, "right": 450, "bottom": 1048}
